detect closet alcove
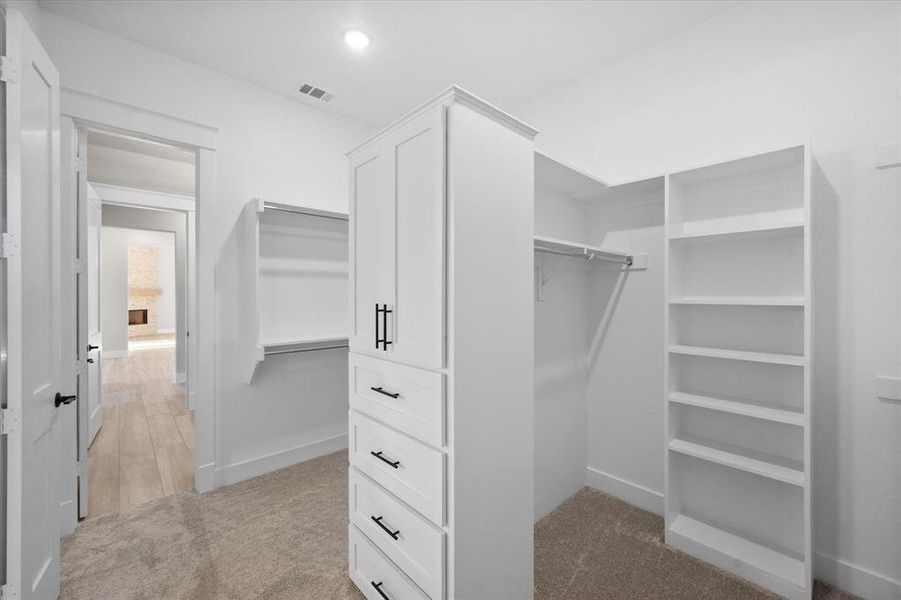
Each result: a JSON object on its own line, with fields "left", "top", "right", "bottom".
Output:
{"left": 533, "top": 144, "right": 813, "bottom": 600}
{"left": 533, "top": 151, "right": 662, "bottom": 520}
{"left": 240, "top": 199, "right": 349, "bottom": 383}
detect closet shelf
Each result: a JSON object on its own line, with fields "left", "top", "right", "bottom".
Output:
{"left": 534, "top": 235, "right": 632, "bottom": 266}
{"left": 668, "top": 435, "right": 805, "bottom": 487}
{"left": 259, "top": 335, "right": 349, "bottom": 356}
{"left": 667, "top": 210, "right": 804, "bottom": 241}
{"left": 668, "top": 296, "right": 805, "bottom": 307}
{"left": 668, "top": 345, "right": 804, "bottom": 367}
{"left": 668, "top": 391, "right": 804, "bottom": 426}
{"left": 668, "top": 515, "right": 806, "bottom": 588}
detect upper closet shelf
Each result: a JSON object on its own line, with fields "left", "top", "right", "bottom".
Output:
{"left": 261, "top": 200, "right": 348, "bottom": 222}
{"left": 259, "top": 335, "right": 349, "bottom": 357}
{"left": 534, "top": 235, "right": 634, "bottom": 266}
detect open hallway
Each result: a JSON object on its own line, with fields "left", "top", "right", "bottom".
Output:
{"left": 88, "top": 345, "right": 194, "bottom": 518}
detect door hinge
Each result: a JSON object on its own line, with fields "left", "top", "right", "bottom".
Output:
{"left": 75, "top": 360, "right": 87, "bottom": 376}
{"left": 76, "top": 460, "right": 86, "bottom": 478}
{"left": 0, "top": 408, "right": 20, "bottom": 435}
{"left": 74, "top": 257, "right": 85, "bottom": 274}
{"left": 75, "top": 156, "right": 87, "bottom": 173}
{"left": 0, "top": 56, "right": 19, "bottom": 83}
{"left": 0, "top": 232, "right": 17, "bottom": 259}
{"left": 0, "top": 583, "right": 21, "bottom": 600}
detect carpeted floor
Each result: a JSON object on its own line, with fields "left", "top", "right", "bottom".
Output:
{"left": 61, "top": 450, "right": 855, "bottom": 600}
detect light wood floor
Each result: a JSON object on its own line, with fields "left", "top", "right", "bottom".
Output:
{"left": 88, "top": 346, "right": 194, "bottom": 518}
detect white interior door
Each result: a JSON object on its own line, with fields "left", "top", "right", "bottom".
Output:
{"left": 85, "top": 183, "right": 102, "bottom": 443}
{"left": 75, "top": 135, "right": 102, "bottom": 518}
{"left": 4, "top": 9, "right": 63, "bottom": 599}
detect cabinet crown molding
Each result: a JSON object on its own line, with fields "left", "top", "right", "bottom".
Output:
{"left": 347, "top": 84, "right": 539, "bottom": 157}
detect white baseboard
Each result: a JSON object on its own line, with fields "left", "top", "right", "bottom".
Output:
{"left": 815, "top": 551, "right": 901, "bottom": 600}
{"left": 59, "top": 499, "right": 77, "bottom": 537}
{"left": 157, "top": 327, "right": 176, "bottom": 334}
{"left": 102, "top": 349, "right": 128, "bottom": 359}
{"left": 174, "top": 371, "right": 186, "bottom": 384}
{"left": 195, "top": 462, "right": 216, "bottom": 494}
{"left": 585, "top": 466, "right": 664, "bottom": 516}
{"left": 213, "top": 433, "right": 348, "bottom": 488}
{"left": 584, "top": 468, "right": 899, "bottom": 599}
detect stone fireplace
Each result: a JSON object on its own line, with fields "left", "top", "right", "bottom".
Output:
{"left": 127, "top": 243, "right": 162, "bottom": 337}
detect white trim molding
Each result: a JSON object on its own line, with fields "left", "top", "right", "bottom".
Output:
{"left": 585, "top": 466, "right": 665, "bottom": 517}
{"left": 91, "top": 182, "right": 195, "bottom": 212}
{"left": 814, "top": 552, "right": 901, "bottom": 600}
{"left": 213, "top": 434, "right": 348, "bottom": 488}
{"left": 61, "top": 87, "right": 218, "bottom": 150}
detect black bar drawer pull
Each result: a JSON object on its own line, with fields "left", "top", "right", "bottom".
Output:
{"left": 371, "top": 581, "right": 390, "bottom": 600}
{"left": 370, "top": 450, "right": 400, "bottom": 469}
{"left": 371, "top": 515, "right": 400, "bottom": 540}
{"left": 370, "top": 386, "right": 400, "bottom": 399}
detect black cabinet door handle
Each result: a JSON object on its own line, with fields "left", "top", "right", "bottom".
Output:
{"left": 371, "top": 581, "right": 390, "bottom": 600}
{"left": 87, "top": 344, "right": 99, "bottom": 351}
{"left": 370, "top": 450, "right": 400, "bottom": 469}
{"left": 371, "top": 515, "right": 400, "bottom": 540}
{"left": 55, "top": 393, "right": 77, "bottom": 408}
{"left": 370, "top": 386, "right": 400, "bottom": 399}
{"left": 86, "top": 358, "right": 94, "bottom": 364}
{"left": 375, "top": 304, "right": 393, "bottom": 351}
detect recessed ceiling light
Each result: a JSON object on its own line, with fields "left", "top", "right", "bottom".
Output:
{"left": 344, "top": 30, "right": 370, "bottom": 50}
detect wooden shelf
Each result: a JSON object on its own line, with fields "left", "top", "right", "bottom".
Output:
{"left": 668, "top": 435, "right": 804, "bottom": 487}
{"left": 669, "top": 296, "right": 805, "bottom": 307}
{"left": 669, "top": 391, "right": 804, "bottom": 427}
{"left": 668, "top": 345, "right": 804, "bottom": 367}
{"left": 668, "top": 515, "right": 806, "bottom": 588}
{"left": 667, "top": 209, "right": 804, "bottom": 241}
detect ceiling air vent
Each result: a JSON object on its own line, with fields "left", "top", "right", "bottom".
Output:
{"left": 298, "top": 81, "right": 334, "bottom": 102}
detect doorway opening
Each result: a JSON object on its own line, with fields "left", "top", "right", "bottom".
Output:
{"left": 79, "top": 129, "right": 197, "bottom": 518}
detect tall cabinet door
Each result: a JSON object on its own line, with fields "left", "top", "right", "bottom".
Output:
{"left": 350, "top": 140, "right": 395, "bottom": 353}
{"left": 388, "top": 106, "right": 446, "bottom": 368}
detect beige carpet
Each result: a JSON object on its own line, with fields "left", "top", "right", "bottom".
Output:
{"left": 62, "top": 451, "right": 855, "bottom": 599}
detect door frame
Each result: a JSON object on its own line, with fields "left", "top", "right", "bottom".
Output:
{"left": 57, "top": 88, "right": 218, "bottom": 534}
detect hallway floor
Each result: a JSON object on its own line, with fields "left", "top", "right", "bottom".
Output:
{"left": 88, "top": 346, "right": 193, "bottom": 517}
{"left": 63, "top": 451, "right": 855, "bottom": 600}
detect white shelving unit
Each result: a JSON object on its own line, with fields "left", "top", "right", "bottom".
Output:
{"left": 241, "top": 199, "right": 349, "bottom": 383}
{"left": 664, "top": 145, "right": 812, "bottom": 599}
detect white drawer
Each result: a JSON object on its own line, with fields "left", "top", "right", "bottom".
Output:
{"left": 350, "top": 468, "right": 445, "bottom": 599}
{"left": 350, "top": 525, "right": 429, "bottom": 600}
{"left": 349, "top": 411, "right": 445, "bottom": 525}
{"left": 350, "top": 353, "right": 445, "bottom": 447}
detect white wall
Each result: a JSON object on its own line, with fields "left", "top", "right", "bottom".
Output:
{"left": 100, "top": 226, "right": 175, "bottom": 355}
{"left": 156, "top": 244, "right": 176, "bottom": 332}
{"left": 37, "top": 10, "right": 373, "bottom": 486}
{"left": 518, "top": 2, "right": 901, "bottom": 597}
{"left": 533, "top": 190, "right": 590, "bottom": 521}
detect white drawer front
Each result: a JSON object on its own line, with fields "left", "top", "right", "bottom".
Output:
{"left": 349, "top": 411, "right": 445, "bottom": 525}
{"left": 350, "top": 353, "right": 445, "bottom": 447}
{"left": 350, "top": 525, "right": 429, "bottom": 600}
{"left": 350, "top": 468, "right": 445, "bottom": 599}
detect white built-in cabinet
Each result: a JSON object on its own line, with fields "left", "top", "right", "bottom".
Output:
{"left": 348, "top": 87, "right": 537, "bottom": 600}
{"left": 349, "top": 107, "right": 445, "bottom": 369}
{"left": 664, "top": 145, "right": 812, "bottom": 600}
{"left": 241, "top": 199, "right": 349, "bottom": 383}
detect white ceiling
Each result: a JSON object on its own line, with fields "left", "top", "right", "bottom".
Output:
{"left": 41, "top": 1, "right": 738, "bottom": 126}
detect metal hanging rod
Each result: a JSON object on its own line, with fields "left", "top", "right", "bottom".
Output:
{"left": 535, "top": 246, "right": 633, "bottom": 266}
{"left": 262, "top": 201, "right": 349, "bottom": 222}
{"left": 264, "top": 343, "right": 349, "bottom": 356}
